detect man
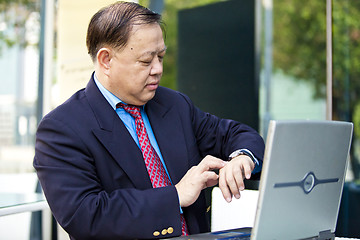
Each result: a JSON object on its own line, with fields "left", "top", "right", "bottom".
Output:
{"left": 34, "top": 2, "right": 265, "bottom": 239}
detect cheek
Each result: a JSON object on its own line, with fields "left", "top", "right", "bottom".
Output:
{"left": 111, "top": 65, "right": 151, "bottom": 90}
{"left": 126, "top": 74, "right": 149, "bottom": 92}
{"left": 133, "top": 69, "right": 151, "bottom": 84}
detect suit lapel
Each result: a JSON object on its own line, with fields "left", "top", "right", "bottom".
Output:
{"left": 85, "top": 76, "right": 152, "bottom": 189}
{"left": 84, "top": 75, "right": 189, "bottom": 188}
{"left": 146, "top": 98, "right": 189, "bottom": 185}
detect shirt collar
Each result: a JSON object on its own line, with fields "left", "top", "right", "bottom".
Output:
{"left": 93, "top": 73, "right": 145, "bottom": 110}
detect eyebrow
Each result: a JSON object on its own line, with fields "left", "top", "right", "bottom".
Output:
{"left": 139, "top": 46, "right": 167, "bottom": 58}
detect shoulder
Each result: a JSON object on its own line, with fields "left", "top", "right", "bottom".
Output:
{"left": 43, "top": 88, "right": 87, "bottom": 122}
{"left": 152, "top": 86, "right": 194, "bottom": 108}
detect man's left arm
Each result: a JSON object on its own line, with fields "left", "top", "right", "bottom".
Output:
{"left": 195, "top": 114, "right": 264, "bottom": 202}
{"left": 177, "top": 92, "right": 265, "bottom": 202}
{"left": 217, "top": 131, "right": 264, "bottom": 202}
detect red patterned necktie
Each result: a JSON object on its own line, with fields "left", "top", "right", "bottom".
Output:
{"left": 118, "top": 103, "right": 188, "bottom": 236}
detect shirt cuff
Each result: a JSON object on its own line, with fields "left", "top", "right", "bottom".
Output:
{"left": 238, "top": 149, "right": 259, "bottom": 166}
{"left": 229, "top": 149, "right": 261, "bottom": 174}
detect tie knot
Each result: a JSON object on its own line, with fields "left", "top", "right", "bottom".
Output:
{"left": 117, "top": 103, "right": 142, "bottom": 119}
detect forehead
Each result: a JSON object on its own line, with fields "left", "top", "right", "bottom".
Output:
{"left": 125, "top": 24, "right": 165, "bottom": 54}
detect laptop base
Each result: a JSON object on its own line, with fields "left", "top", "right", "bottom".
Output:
{"left": 302, "top": 230, "right": 335, "bottom": 240}
{"left": 166, "top": 228, "right": 335, "bottom": 240}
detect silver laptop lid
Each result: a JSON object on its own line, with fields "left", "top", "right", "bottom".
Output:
{"left": 252, "top": 120, "right": 353, "bottom": 240}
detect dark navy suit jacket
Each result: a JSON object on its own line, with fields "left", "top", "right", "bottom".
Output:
{"left": 34, "top": 75, "right": 265, "bottom": 239}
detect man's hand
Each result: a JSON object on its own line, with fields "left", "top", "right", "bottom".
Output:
{"left": 218, "top": 155, "right": 255, "bottom": 203}
{"left": 175, "top": 155, "right": 226, "bottom": 207}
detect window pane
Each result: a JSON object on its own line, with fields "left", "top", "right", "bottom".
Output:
{"left": 332, "top": 0, "right": 360, "bottom": 181}
{"left": 0, "top": 1, "right": 40, "bottom": 173}
{"left": 260, "top": 0, "right": 327, "bottom": 135}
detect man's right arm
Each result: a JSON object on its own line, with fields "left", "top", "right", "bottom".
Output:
{"left": 34, "top": 116, "right": 183, "bottom": 239}
{"left": 175, "top": 155, "right": 225, "bottom": 207}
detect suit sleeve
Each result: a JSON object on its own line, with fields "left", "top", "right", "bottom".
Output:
{"left": 178, "top": 92, "right": 265, "bottom": 165}
{"left": 34, "top": 116, "right": 182, "bottom": 240}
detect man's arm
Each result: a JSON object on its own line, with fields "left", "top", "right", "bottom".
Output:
{"left": 219, "top": 154, "right": 255, "bottom": 202}
{"left": 174, "top": 154, "right": 255, "bottom": 206}
{"left": 175, "top": 155, "right": 225, "bottom": 207}
{"left": 34, "top": 116, "right": 182, "bottom": 239}
{"left": 177, "top": 92, "right": 265, "bottom": 164}
{"left": 177, "top": 92, "right": 265, "bottom": 203}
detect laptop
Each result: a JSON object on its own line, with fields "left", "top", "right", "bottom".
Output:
{"left": 169, "top": 120, "right": 353, "bottom": 240}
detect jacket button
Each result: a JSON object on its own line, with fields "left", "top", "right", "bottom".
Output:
{"left": 153, "top": 231, "right": 160, "bottom": 237}
{"left": 206, "top": 206, "right": 211, "bottom": 213}
{"left": 161, "top": 229, "right": 168, "bottom": 235}
{"left": 167, "top": 227, "right": 174, "bottom": 234}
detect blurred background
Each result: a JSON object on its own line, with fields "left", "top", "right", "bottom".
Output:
{"left": 0, "top": 0, "right": 359, "bottom": 239}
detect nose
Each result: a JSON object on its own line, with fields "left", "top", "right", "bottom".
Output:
{"left": 150, "top": 57, "right": 163, "bottom": 76}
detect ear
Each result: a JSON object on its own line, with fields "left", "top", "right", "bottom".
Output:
{"left": 96, "top": 47, "right": 113, "bottom": 75}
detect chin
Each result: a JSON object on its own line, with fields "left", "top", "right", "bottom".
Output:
{"left": 145, "top": 91, "right": 157, "bottom": 101}
{"left": 132, "top": 96, "right": 154, "bottom": 106}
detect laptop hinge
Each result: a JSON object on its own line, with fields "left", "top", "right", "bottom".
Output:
{"left": 317, "top": 230, "right": 335, "bottom": 240}
{"left": 302, "top": 230, "right": 335, "bottom": 240}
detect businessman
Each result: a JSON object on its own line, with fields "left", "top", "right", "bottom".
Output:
{"left": 34, "top": 2, "right": 265, "bottom": 239}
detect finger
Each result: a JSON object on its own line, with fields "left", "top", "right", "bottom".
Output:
{"left": 198, "top": 156, "right": 226, "bottom": 172}
{"left": 233, "top": 166, "right": 245, "bottom": 191}
{"left": 243, "top": 162, "right": 253, "bottom": 180}
{"left": 202, "top": 171, "right": 219, "bottom": 189}
{"left": 218, "top": 169, "right": 233, "bottom": 203}
{"left": 226, "top": 167, "right": 242, "bottom": 199}
{"left": 241, "top": 156, "right": 255, "bottom": 179}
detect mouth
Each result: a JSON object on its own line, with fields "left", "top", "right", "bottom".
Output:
{"left": 146, "top": 81, "right": 159, "bottom": 90}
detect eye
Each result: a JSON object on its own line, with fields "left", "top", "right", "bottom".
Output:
{"left": 158, "top": 55, "right": 164, "bottom": 62}
{"left": 139, "top": 60, "right": 152, "bottom": 66}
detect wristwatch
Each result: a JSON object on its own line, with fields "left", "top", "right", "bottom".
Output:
{"left": 228, "top": 149, "right": 255, "bottom": 162}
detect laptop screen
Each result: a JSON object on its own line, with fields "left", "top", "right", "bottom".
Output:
{"left": 252, "top": 120, "right": 353, "bottom": 240}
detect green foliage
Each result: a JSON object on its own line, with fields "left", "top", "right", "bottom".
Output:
{"left": 272, "top": 0, "right": 327, "bottom": 99}
{"left": 354, "top": 103, "right": 360, "bottom": 139}
{"left": 0, "top": 0, "right": 39, "bottom": 53}
{"left": 332, "top": 1, "right": 360, "bottom": 121}
{"left": 272, "top": 0, "right": 360, "bottom": 123}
